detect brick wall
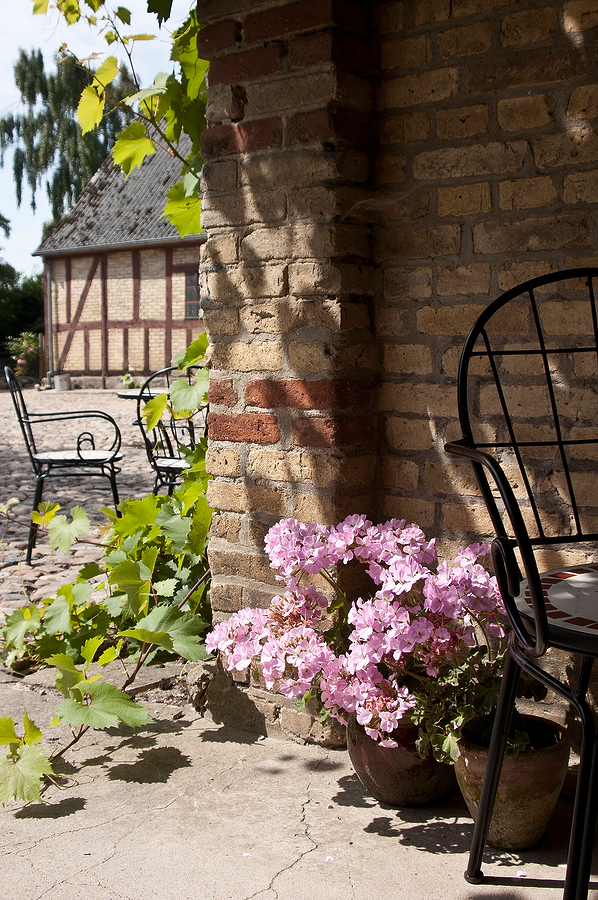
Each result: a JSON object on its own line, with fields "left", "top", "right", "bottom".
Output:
{"left": 46, "top": 243, "right": 204, "bottom": 385}
{"left": 376, "top": 0, "right": 598, "bottom": 560}
{"left": 196, "top": 0, "right": 598, "bottom": 738}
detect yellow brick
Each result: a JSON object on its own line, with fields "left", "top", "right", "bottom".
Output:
{"left": 209, "top": 341, "right": 284, "bottom": 372}
{"left": 376, "top": 307, "right": 411, "bottom": 337}
{"left": 498, "top": 95, "right": 554, "bottom": 131}
{"left": 442, "top": 503, "right": 494, "bottom": 539}
{"left": 415, "top": 142, "right": 527, "bottom": 179}
{"left": 205, "top": 446, "right": 242, "bottom": 478}
{"left": 500, "top": 8, "right": 558, "bottom": 47}
{"left": 564, "top": 171, "right": 598, "bottom": 203}
{"left": 383, "top": 496, "right": 436, "bottom": 529}
{"left": 378, "top": 68, "right": 459, "bottom": 110}
{"left": 568, "top": 85, "right": 598, "bottom": 120}
{"left": 438, "top": 183, "right": 491, "bottom": 216}
{"left": 382, "top": 344, "right": 433, "bottom": 375}
{"left": 438, "top": 22, "right": 492, "bottom": 58}
{"left": 437, "top": 264, "right": 492, "bottom": 296}
{"left": 417, "top": 304, "right": 487, "bottom": 336}
{"left": 382, "top": 36, "right": 432, "bottom": 69}
{"left": 436, "top": 105, "right": 489, "bottom": 139}
{"left": 384, "top": 267, "right": 432, "bottom": 300}
{"left": 563, "top": 1, "right": 598, "bottom": 33}
{"left": 499, "top": 177, "right": 557, "bottom": 210}
{"left": 498, "top": 262, "right": 556, "bottom": 291}
{"left": 386, "top": 416, "right": 436, "bottom": 451}
{"left": 381, "top": 456, "right": 420, "bottom": 491}
{"left": 381, "top": 111, "right": 431, "bottom": 144}
{"left": 425, "top": 462, "right": 480, "bottom": 496}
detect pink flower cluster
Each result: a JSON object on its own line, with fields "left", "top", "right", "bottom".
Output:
{"left": 206, "top": 517, "right": 503, "bottom": 747}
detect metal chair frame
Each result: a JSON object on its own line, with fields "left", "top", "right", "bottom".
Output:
{"left": 4, "top": 366, "right": 122, "bottom": 564}
{"left": 136, "top": 365, "right": 208, "bottom": 495}
{"left": 445, "top": 268, "right": 598, "bottom": 900}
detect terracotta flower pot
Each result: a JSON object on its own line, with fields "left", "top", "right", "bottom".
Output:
{"left": 346, "top": 715, "right": 456, "bottom": 807}
{"left": 454, "top": 715, "right": 569, "bottom": 850}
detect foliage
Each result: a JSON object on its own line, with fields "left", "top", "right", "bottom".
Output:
{"left": 208, "top": 516, "right": 516, "bottom": 765}
{"left": 0, "top": 268, "right": 44, "bottom": 358}
{"left": 5, "top": 332, "right": 40, "bottom": 377}
{"left": 36, "top": 1, "right": 208, "bottom": 236}
{"left": 0, "top": 49, "right": 133, "bottom": 228}
{"left": 0, "top": 338, "right": 212, "bottom": 803}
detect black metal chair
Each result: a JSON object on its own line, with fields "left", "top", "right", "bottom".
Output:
{"left": 4, "top": 366, "right": 122, "bottom": 564}
{"left": 136, "top": 365, "right": 208, "bottom": 495}
{"left": 444, "top": 268, "right": 598, "bottom": 900}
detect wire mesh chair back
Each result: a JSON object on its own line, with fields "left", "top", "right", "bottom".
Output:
{"left": 5, "top": 366, "right": 39, "bottom": 465}
{"left": 136, "top": 365, "right": 208, "bottom": 493}
{"left": 451, "top": 267, "right": 598, "bottom": 653}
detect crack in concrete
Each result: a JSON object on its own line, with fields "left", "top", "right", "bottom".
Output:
{"left": 244, "top": 750, "right": 331, "bottom": 900}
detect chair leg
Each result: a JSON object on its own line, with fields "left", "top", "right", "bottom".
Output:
{"left": 465, "top": 648, "right": 521, "bottom": 884}
{"left": 107, "top": 465, "right": 121, "bottom": 518}
{"left": 26, "top": 476, "right": 45, "bottom": 565}
{"left": 561, "top": 657, "right": 597, "bottom": 900}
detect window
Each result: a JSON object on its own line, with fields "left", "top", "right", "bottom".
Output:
{"left": 185, "top": 270, "right": 200, "bottom": 319}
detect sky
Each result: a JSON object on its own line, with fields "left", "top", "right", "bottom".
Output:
{"left": 0, "top": 0, "right": 194, "bottom": 277}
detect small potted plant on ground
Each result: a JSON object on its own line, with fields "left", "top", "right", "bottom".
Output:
{"left": 207, "top": 516, "right": 568, "bottom": 828}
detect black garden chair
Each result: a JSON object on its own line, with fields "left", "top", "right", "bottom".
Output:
{"left": 136, "top": 365, "right": 208, "bottom": 495}
{"left": 445, "top": 268, "right": 598, "bottom": 900}
{"left": 4, "top": 366, "right": 122, "bottom": 564}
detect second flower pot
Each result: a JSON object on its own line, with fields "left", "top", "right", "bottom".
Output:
{"left": 347, "top": 715, "right": 457, "bottom": 807}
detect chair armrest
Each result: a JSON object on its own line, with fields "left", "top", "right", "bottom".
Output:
{"left": 24, "top": 410, "right": 122, "bottom": 458}
{"left": 445, "top": 439, "right": 548, "bottom": 656}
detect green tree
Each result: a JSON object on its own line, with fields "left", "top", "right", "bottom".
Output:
{"left": 0, "top": 265, "right": 44, "bottom": 357}
{"left": 37, "top": 1, "right": 208, "bottom": 236}
{"left": 0, "top": 215, "right": 9, "bottom": 240}
{"left": 0, "top": 49, "right": 133, "bottom": 227}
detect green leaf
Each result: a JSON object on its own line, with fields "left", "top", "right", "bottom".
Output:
{"left": 0, "top": 718, "right": 20, "bottom": 747}
{"left": 98, "top": 645, "right": 119, "bottom": 666}
{"left": 111, "top": 495, "right": 159, "bottom": 536}
{"left": 77, "top": 84, "right": 105, "bottom": 134}
{"left": 162, "top": 181, "right": 202, "bottom": 237}
{"left": 42, "top": 595, "right": 72, "bottom": 635}
{"left": 122, "top": 605, "right": 205, "bottom": 661}
{"left": 48, "top": 506, "right": 90, "bottom": 553}
{"left": 173, "top": 333, "right": 208, "bottom": 369}
{"left": 153, "top": 578, "right": 178, "bottom": 597}
{"left": 22, "top": 711, "right": 43, "bottom": 746}
{"left": 81, "top": 636, "right": 104, "bottom": 667}
{"left": 113, "top": 121, "right": 156, "bottom": 176}
{"left": 0, "top": 497, "right": 19, "bottom": 515}
{"left": 115, "top": 6, "right": 131, "bottom": 24}
{"left": 92, "top": 56, "right": 119, "bottom": 90}
{"left": 3, "top": 605, "right": 41, "bottom": 648}
{"left": 0, "top": 744, "right": 53, "bottom": 804}
{"left": 128, "top": 33, "right": 156, "bottom": 41}
{"left": 122, "top": 72, "right": 169, "bottom": 107}
{"left": 147, "top": 0, "right": 173, "bottom": 25}
{"left": 117, "top": 626, "right": 174, "bottom": 652}
{"left": 56, "top": 681, "right": 153, "bottom": 729}
{"left": 155, "top": 507, "right": 191, "bottom": 553}
{"left": 108, "top": 560, "right": 151, "bottom": 619}
{"left": 31, "top": 500, "right": 61, "bottom": 526}
{"left": 33, "top": 0, "right": 49, "bottom": 13}
{"left": 169, "top": 369, "right": 209, "bottom": 413}
{"left": 141, "top": 393, "right": 169, "bottom": 430}
{"left": 77, "top": 562, "right": 102, "bottom": 581}
{"left": 47, "top": 653, "right": 85, "bottom": 698}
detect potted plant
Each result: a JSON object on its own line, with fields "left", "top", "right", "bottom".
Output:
{"left": 207, "top": 516, "right": 567, "bottom": 823}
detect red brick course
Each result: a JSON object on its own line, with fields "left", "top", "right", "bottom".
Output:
{"left": 292, "top": 415, "right": 376, "bottom": 447}
{"left": 208, "top": 412, "right": 281, "bottom": 443}
{"left": 201, "top": 118, "right": 283, "bottom": 157}
{"left": 245, "top": 378, "right": 372, "bottom": 409}
{"left": 197, "top": 20, "right": 239, "bottom": 59}
{"left": 208, "top": 378, "right": 238, "bottom": 406}
{"left": 208, "top": 45, "right": 283, "bottom": 86}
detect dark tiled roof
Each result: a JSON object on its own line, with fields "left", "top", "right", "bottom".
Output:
{"left": 36, "top": 136, "right": 201, "bottom": 256}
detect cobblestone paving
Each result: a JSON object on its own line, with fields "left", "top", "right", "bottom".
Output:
{"left": 0, "top": 386, "right": 157, "bottom": 623}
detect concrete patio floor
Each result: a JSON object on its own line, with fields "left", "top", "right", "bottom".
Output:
{"left": 0, "top": 385, "right": 594, "bottom": 900}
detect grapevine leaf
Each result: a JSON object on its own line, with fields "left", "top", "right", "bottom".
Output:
{"left": 81, "top": 635, "right": 105, "bottom": 667}
{"left": 0, "top": 744, "right": 53, "bottom": 804}
{"left": 31, "top": 500, "right": 61, "bottom": 526}
{"left": 147, "top": 0, "right": 173, "bottom": 25}
{"left": 117, "top": 626, "right": 174, "bottom": 652}
{"left": 155, "top": 507, "right": 191, "bottom": 553}
{"left": 108, "top": 560, "right": 151, "bottom": 618}
{"left": 173, "top": 333, "right": 208, "bottom": 369}
{"left": 92, "top": 55, "right": 119, "bottom": 89}
{"left": 22, "top": 712, "right": 43, "bottom": 746}
{"left": 42, "top": 595, "right": 72, "bottom": 635}
{"left": 97, "top": 645, "right": 119, "bottom": 666}
{"left": 4, "top": 605, "right": 41, "bottom": 648}
{"left": 56, "top": 681, "right": 154, "bottom": 729}
{"left": 153, "top": 578, "right": 178, "bottom": 597}
{"left": 127, "top": 33, "right": 155, "bottom": 41}
{"left": 115, "top": 6, "right": 131, "bottom": 24}
{"left": 77, "top": 84, "right": 105, "bottom": 133}
{"left": 162, "top": 181, "right": 202, "bottom": 237}
{"left": 48, "top": 506, "right": 90, "bottom": 553}
{"left": 0, "top": 497, "right": 19, "bottom": 515}
{"left": 0, "top": 718, "right": 20, "bottom": 747}
{"left": 122, "top": 605, "right": 205, "bottom": 661}
{"left": 46, "top": 653, "right": 85, "bottom": 698}
{"left": 169, "top": 369, "right": 208, "bottom": 413}
{"left": 141, "top": 393, "right": 168, "bottom": 430}
{"left": 122, "top": 72, "right": 169, "bottom": 107}
{"left": 33, "top": 0, "right": 49, "bottom": 13}
{"left": 113, "top": 121, "right": 155, "bottom": 176}
{"left": 111, "top": 495, "right": 159, "bottom": 536}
